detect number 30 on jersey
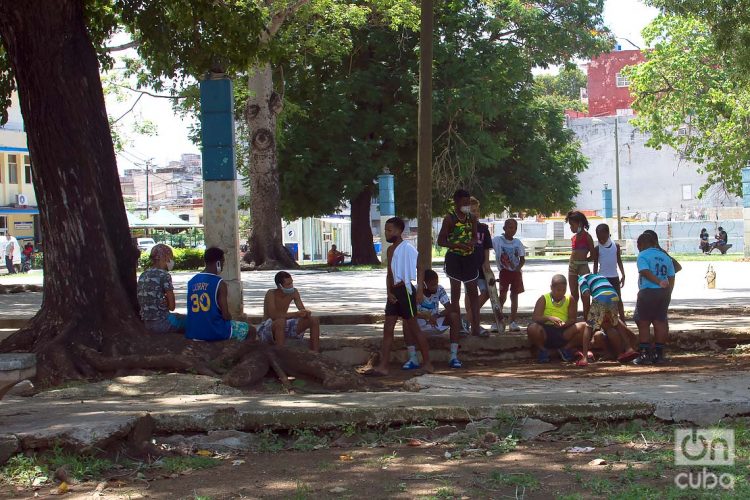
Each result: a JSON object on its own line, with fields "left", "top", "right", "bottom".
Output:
{"left": 190, "top": 292, "right": 211, "bottom": 313}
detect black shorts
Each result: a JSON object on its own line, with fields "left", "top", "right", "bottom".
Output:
{"left": 542, "top": 324, "right": 568, "bottom": 349}
{"left": 606, "top": 277, "right": 622, "bottom": 297}
{"left": 385, "top": 284, "right": 417, "bottom": 319}
{"left": 444, "top": 251, "right": 479, "bottom": 283}
{"left": 633, "top": 288, "right": 670, "bottom": 323}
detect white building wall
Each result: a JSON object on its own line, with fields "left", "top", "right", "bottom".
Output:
{"left": 570, "top": 116, "right": 742, "bottom": 220}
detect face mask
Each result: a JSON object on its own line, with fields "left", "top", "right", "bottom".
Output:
{"left": 460, "top": 206, "right": 471, "bottom": 215}
{"left": 385, "top": 235, "right": 398, "bottom": 243}
{"left": 281, "top": 286, "right": 296, "bottom": 295}
{"left": 167, "top": 259, "right": 175, "bottom": 271}
{"left": 216, "top": 261, "right": 222, "bottom": 274}
{"left": 575, "top": 226, "right": 583, "bottom": 234}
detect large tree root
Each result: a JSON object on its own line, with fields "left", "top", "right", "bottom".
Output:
{"left": 2, "top": 309, "right": 367, "bottom": 391}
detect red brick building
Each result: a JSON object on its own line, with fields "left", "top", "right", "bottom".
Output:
{"left": 586, "top": 49, "right": 644, "bottom": 117}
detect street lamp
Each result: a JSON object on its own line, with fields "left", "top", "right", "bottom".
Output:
{"left": 592, "top": 117, "right": 622, "bottom": 239}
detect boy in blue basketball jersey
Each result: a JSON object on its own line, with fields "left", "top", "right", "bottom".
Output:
{"left": 185, "top": 247, "right": 253, "bottom": 342}
{"left": 633, "top": 233, "right": 676, "bottom": 365}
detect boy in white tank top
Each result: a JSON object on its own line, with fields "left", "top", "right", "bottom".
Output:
{"left": 592, "top": 224, "right": 626, "bottom": 323}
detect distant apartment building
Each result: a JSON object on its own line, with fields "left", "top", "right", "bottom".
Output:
{"left": 120, "top": 153, "right": 204, "bottom": 225}
{"left": 586, "top": 49, "right": 645, "bottom": 117}
{"left": 0, "top": 93, "right": 39, "bottom": 243}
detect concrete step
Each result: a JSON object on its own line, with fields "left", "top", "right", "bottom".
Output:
{"left": 319, "top": 323, "right": 750, "bottom": 366}
{"left": 2, "top": 319, "right": 746, "bottom": 368}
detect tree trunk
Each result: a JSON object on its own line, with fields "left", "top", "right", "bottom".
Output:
{"left": 0, "top": 0, "right": 143, "bottom": 385}
{"left": 349, "top": 185, "right": 380, "bottom": 265}
{"left": 242, "top": 63, "right": 297, "bottom": 270}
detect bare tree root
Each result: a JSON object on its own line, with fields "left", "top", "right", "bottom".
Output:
{"left": 78, "top": 345, "right": 218, "bottom": 377}
{"left": 266, "top": 349, "right": 292, "bottom": 392}
{"left": 3, "top": 317, "right": 366, "bottom": 391}
{"left": 273, "top": 347, "right": 366, "bottom": 390}
{"left": 221, "top": 350, "right": 270, "bottom": 388}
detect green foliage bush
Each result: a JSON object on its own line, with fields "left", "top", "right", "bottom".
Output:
{"left": 138, "top": 248, "right": 204, "bottom": 271}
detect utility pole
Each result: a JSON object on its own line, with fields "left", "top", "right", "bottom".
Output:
{"left": 614, "top": 120, "right": 622, "bottom": 239}
{"left": 145, "top": 159, "right": 152, "bottom": 218}
{"left": 417, "top": 0, "right": 434, "bottom": 270}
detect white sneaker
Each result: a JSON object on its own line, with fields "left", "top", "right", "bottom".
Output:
{"left": 509, "top": 321, "right": 521, "bottom": 332}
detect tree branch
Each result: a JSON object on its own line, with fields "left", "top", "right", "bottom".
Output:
{"left": 115, "top": 84, "right": 185, "bottom": 99}
{"left": 112, "top": 93, "right": 144, "bottom": 124}
{"left": 106, "top": 40, "right": 139, "bottom": 52}
{"left": 261, "top": 0, "right": 311, "bottom": 43}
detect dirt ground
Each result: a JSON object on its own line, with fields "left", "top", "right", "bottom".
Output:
{"left": 3, "top": 417, "right": 742, "bottom": 500}
{"left": 363, "top": 351, "right": 750, "bottom": 391}
{"left": 4, "top": 351, "right": 750, "bottom": 499}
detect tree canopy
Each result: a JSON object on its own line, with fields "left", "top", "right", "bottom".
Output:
{"left": 278, "top": 0, "right": 609, "bottom": 217}
{"left": 534, "top": 66, "right": 588, "bottom": 112}
{"left": 648, "top": 0, "right": 750, "bottom": 72}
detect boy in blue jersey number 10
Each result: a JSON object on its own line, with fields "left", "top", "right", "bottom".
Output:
{"left": 185, "top": 247, "right": 254, "bottom": 342}
{"left": 633, "top": 232, "right": 676, "bottom": 365}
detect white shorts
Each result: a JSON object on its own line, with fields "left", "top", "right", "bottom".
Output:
{"left": 417, "top": 316, "right": 450, "bottom": 333}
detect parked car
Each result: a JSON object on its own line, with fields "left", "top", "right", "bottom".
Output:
{"left": 134, "top": 237, "right": 156, "bottom": 253}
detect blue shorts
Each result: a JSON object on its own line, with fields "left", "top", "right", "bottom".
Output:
{"left": 230, "top": 320, "right": 250, "bottom": 341}
{"left": 144, "top": 313, "right": 186, "bottom": 334}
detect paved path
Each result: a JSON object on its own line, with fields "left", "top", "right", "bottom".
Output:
{"left": 2, "top": 371, "right": 749, "bottom": 452}
{"left": 0, "top": 260, "right": 747, "bottom": 319}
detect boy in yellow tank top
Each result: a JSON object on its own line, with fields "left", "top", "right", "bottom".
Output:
{"left": 526, "top": 274, "right": 587, "bottom": 363}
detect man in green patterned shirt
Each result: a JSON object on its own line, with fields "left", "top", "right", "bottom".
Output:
{"left": 438, "top": 189, "right": 481, "bottom": 336}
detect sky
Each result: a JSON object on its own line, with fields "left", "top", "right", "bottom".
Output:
{"left": 107, "top": 0, "right": 660, "bottom": 172}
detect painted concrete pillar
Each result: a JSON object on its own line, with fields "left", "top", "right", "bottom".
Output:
{"left": 378, "top": 173, "right": 395, "bottom": 263}
{"left": 200, "top": 75, "right": 243, "bottom": 317}
{"left": 602, "top": 186, "right": 613, "bottom": 219}
{"left": 743, "top": 167, "right": 750, "bottom": 257}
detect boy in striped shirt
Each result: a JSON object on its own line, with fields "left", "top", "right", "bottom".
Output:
{"left": 576, "top": 273, "right": 638, "bottom": 366}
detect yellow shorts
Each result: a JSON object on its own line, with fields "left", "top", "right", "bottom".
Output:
{"left": 587, "top": 300, "right": 619, "bottom": 331}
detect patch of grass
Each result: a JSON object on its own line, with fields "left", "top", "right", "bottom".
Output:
{"left": 560, "top": 419, "right": 673, "bottom": 447}
{"left": 291, "top": 429, "right": 329, "bottom": 451}
{"left": 424, "top": 486, "right": 458, "bottom": 500}
{"left": 157, "top": 456, "right": 221, "bottom": 473}
{"left": 609, "top": 486, "right": 663, "bottom": 500}
{"left": 45, "top": 445, "right": 114, "bottom": 481}
{"left": 0, "top": 454, "right": 49, "bottom": 487}
{"left": 366, "top": 451, "right": 398, "bottom": 469}
{"left": 602, "top": 446, "right": 674, "bottom": 466}
{"left": 256, "top": 429, "right": 285, "bottom": 453}
{"left": 292, "top": 481, "right": 313, "bottom": 500}
{"left": 581, "top": 477, "right": 616, "bottom": 495}
{"left": 420, "top": 418, "right": 439, "bottom": 430}
{"left": 484, "top": 471, "right": 540, "bottom": 491}
{"left": 488, "top": 435, "right": 518, "bottom": 454}
{"left": 494, "top": 411, "right": 519, "bottom": 429}
{"left": 340, "top": 422, "right": 358, "bottom": 438}
{"left": 556, "top": 495, "right": 583, "bottom": 500}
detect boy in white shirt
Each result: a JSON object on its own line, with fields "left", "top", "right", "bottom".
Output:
{"left": 368, "top": 217, "right": 432, "bottom": 376}
{"left": 491, "top": 219, "right": 525, "bottom": 332}
{"left": 405, "top": 269, "right": 462, "bottom": 369}
{"left": 592, "top": 223, "right": 626, "bottom": 323}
